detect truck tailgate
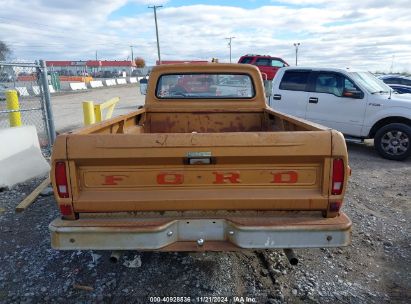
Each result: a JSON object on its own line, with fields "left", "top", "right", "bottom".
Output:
{"left": 65, "top": 131, "right": 332, "bottom": 213}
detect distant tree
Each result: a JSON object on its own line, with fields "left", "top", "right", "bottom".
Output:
{"left": 0, "top": 40, "right": 11, "bottom": 61}
{"left": 134, "top": 57, "right": 146, "bottom": 68}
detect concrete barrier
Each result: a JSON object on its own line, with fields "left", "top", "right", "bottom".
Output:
{"left": 89, "top": 80, "right": 104, "bottom": 88}
{"left": 69, "top": 82, "right": 87, "bottom": 91}
{"left": 137, "top": 76, "right": 148, "bottom": 82}
{"left": 116, "top": 78, "right": 127, "bottom": 85}
{"left": 49, "top": 85, "right": 56, "bottom": 93}
{"left": 129, "top": 77, "right": 137, "bottom": 83}
{"left": 32, "top": 86, "right": 41, "bottom": 96}
{"left": 105, "top": 79, "right": 116, "bottom": 86}
{"left": 15, "top": 87, "right": 30, "bottom": 96}
{"left": 0, "top": 126, "right": 50, "bottom": 188}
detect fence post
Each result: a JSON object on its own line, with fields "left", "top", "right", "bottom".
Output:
{"left": 39, "top": 59, "right": 56, "bottom": 144}
{"left": 6, "top": 90, "right": 22, "bottom": 127}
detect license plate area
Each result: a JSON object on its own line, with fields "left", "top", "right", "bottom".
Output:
{"left": 178, "top": 219, "right": 225, "bottom": 241}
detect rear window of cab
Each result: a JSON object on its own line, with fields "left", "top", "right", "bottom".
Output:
{"left": 156, "top": 73, "right": 255, "bottom": 99}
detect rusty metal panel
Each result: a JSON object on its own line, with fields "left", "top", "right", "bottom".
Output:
{"left": 49, "top": 212, "right": 351, "bottom": 250}
{"left": 65, "top": 130, "right": 332, "bottom": 213}
{"left": 72, "top": 189, "right": 328, "bottom": 212}
{"left": 66, "top": 131, "right": 331, "bottom": 159}
{"left": 148, "top": 112, "right": 263, "bottom": 133}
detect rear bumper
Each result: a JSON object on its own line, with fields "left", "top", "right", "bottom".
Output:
{"left": 49, "top": 212, "right": 352, "bottom": 251}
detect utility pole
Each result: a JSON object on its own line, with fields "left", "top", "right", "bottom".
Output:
{"left": 95, "top": 51, "right": 98, "bottom": 75}
{"left": 149, "top": 5, "right": 162, "bottom": 64}
{"left": 130, "top": 45, "right": 135, "bottom": 62}
{"left": 225, "top": 37, "right": 235, "bottom": 63}
{"left": 130, "top": 45, "right": 137, "bottom": 76}
{"left": 293, "top": 42, "right": 300, "bottom": 66}
{"left": 390, "top": 55, "right": 395, "bottom": 73}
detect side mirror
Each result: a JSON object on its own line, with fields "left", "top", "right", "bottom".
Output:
{"left": 342, "top": 89, "right": 364, "bottom": 99}
{"left": 139, "top": 78, "right": 148, "bottom": 95}
{"left": 263, "top": 80, "right": 273, "bottom": 98}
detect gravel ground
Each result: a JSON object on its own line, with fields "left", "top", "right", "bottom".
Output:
{"left": 0, "top": 142, "right": 410, "bottom": 303}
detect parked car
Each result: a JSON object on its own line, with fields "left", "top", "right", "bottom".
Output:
{"left": 389, "top": 84, "right": 411, "bottom": 94}
{"left": 169, "top": 75, "right": 215, "bottom": 94}
{"left": 379, "top": 75, "right": 411, "bottom": 86}
{"left": 269, "top": 67, "right": 411, "bottom": 160}
{"left": 101, "top": 71, "right": 117, "bottom": 78}
{"left": 378, "top": 75, "right": 411, "bottom": 94}
{"left": 74, "top": 71, "right": 89, "bottom": 76}
{"left": 238, "top": 54, "right": 289, "bottom": 80}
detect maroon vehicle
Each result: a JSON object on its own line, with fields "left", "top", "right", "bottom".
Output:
{"left": 169, "top": 75, "right": 214, "bottom": 95}
{"left": 238, "top": 54, "right": 289, "bottom": 80}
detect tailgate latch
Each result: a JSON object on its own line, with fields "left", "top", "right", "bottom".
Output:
{"left": 185, "top": 151, "right": 214, "bottom": 165}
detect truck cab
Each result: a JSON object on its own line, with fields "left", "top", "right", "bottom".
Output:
{"left": 270, "top": 67, "right": 411, "bottom": 160}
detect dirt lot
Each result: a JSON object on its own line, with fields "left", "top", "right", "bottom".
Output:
{"left": 0, "top": 139, "right": 409, "bottom": 303}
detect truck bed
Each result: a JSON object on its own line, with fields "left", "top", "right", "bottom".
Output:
{"left": 50, "top": 63, "right": 350, "bottom": 251}
{"left": 53, "top": 107, "right": 341, "bottom": 215}
{"left": 73, "top": 108, "right": 322, "bottom": 135}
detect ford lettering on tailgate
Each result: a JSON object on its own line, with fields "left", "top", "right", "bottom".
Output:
{"left": 82, "top": 166, "right": 320, "bottom": 188}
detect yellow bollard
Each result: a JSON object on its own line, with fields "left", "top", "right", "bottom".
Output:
{"left": 83, "top": 101, "right": 96, "bottom": 125}
{"left": 94, "top": 97, "right": 119, "bottom": 123}
{"left": 6, "top": 90, "right": 22, "bottom": 127}
{"left": 82, "top": 97, "right": 119, "bottom": 125}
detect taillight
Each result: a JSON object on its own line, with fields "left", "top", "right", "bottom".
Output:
{"left": 59, "top": 204, "right": 73, "bottom": 216}
{"left": 55, "top": 161, "right": 69, "bottom": 198}
{"left": 331, "top": 159, "right": 344, "bottom": 195}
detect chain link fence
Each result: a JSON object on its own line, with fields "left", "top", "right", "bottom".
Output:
{"left": 0, "top": 61, "right": 55, "bottom": 156}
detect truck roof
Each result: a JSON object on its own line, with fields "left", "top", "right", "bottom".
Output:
{"left": 151, "top": 62, "right": 262, "bottom": 73}
{"left": 280, "top": 66, "right": 366, "bottom": 74}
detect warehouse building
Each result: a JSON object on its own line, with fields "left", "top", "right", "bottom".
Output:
{"left": 45, "top": 60, "right": 138, "bottom": 76}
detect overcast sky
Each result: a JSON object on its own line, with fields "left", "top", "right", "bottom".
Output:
{"left": 0, "top": 0, "right": 410, "bottom": 72}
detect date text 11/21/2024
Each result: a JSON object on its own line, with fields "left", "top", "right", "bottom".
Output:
{"left": 149, "top": 296, "right": 257, "bottom": 303}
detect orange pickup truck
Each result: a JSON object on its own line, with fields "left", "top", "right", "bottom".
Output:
{"left": 49, "top": 63, "right": 351, "bottom": 254}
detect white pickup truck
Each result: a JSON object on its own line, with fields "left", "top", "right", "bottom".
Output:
{"left": 269, "top": 67, "right": 411, "bottom": 160}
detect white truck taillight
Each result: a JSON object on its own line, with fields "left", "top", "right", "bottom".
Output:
{"left": 331, "top": 159, "right": 344, "bottom": 195}
{"left": 55, "top": 161, "right": 69, "bottom": 198}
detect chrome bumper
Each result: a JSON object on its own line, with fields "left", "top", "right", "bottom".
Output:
{"left": 49, "top": 212, "right": 352, "bottom": 251}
